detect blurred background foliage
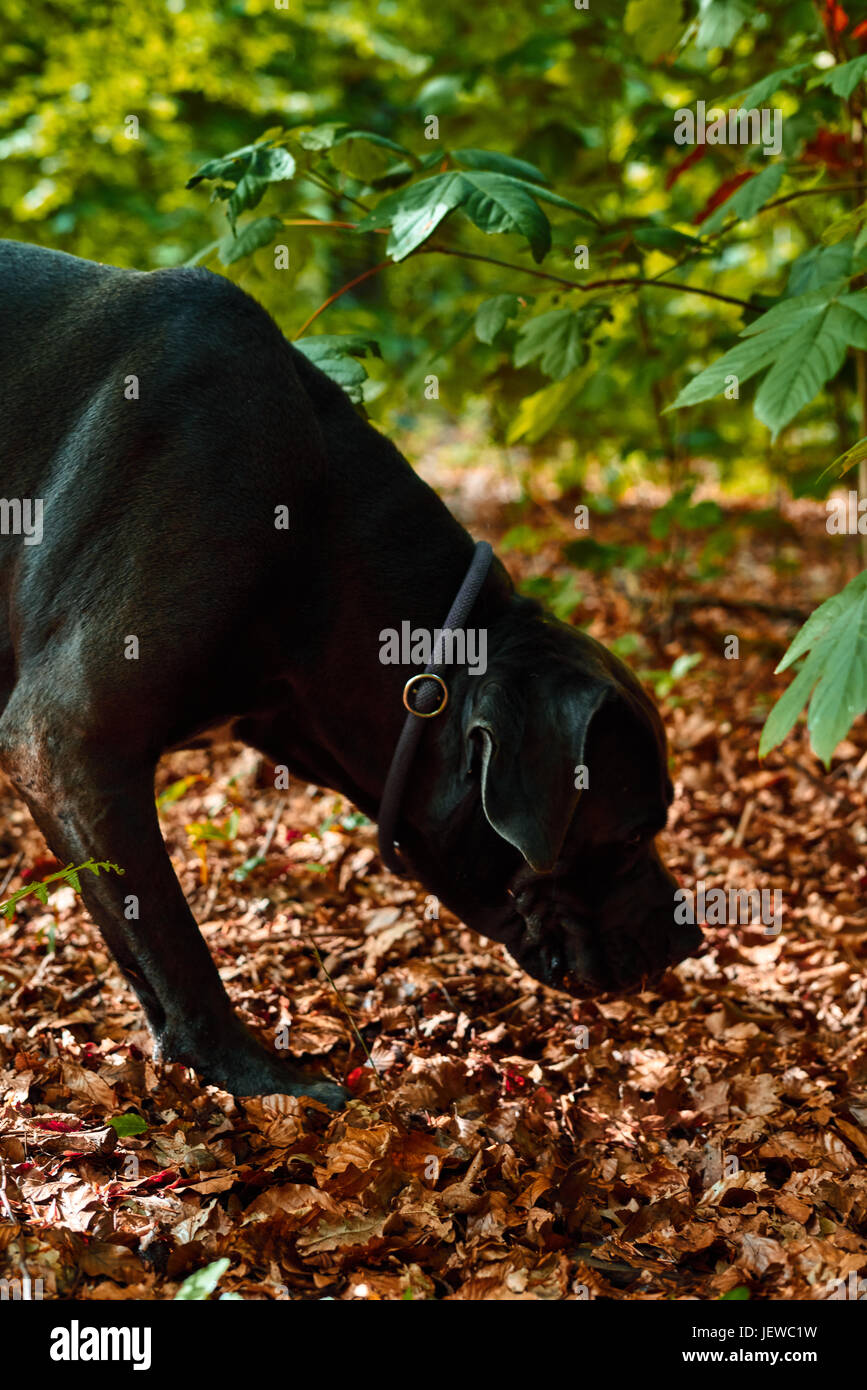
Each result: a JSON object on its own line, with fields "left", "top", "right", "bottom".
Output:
{"left": 2, "top": 0, "right": 867, "bottom": 757}
{"left": 1, "top": 0, "right": 863, "bottom": 490}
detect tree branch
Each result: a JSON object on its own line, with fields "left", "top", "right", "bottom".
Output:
{"left": 292, "top": 260, "right": 393, "bottom": 338}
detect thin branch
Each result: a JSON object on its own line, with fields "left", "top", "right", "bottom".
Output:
{"left": 418, "top": 244, "right": 760, "bottom": 311}
{"left": 300, "top": 169, "right": 371, "bottom": 214}
{"left": 279, "top": 218, "right": 365, "bottom": 231}
{"left": 308, "top": 938, "right": 388, "bottom": 1102}
{"left": 292, "top": 260, "right": 392, "bottom": 338}
{"left": 585, "top": 275, "right": 758, "bottom": 311}
{"left": 761, "top": 181, "right": 864, "bottom": 212}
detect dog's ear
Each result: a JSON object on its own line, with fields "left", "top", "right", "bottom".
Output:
{"left": 463, "top": 678, "right": 610, "bottom": 873}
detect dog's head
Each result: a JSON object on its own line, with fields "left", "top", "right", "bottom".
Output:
{"left": 400, "top": 599, "right": 702, "bottom": 997}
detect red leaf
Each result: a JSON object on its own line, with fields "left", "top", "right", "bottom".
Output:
{"left": 803, "top": 130, "right": 850, "bottom": 170}
{"left": 136, "top": 1168, "right": 179, "bottom": 1191}
{"left": 666, "top": 145, "right": 708, "bottom": 190}
{"left": 504, "top": 1069, "right": 528, "bottom": 1094}
{"left": 20, "top": 857, "right": 62, "bottom": 884}
{"left": 692, "top": 171, "right": 754, "bottom": 225}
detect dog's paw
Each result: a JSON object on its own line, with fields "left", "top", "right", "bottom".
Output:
{"left": 287, "top": 1078, "right": 349, "bottom": 1111}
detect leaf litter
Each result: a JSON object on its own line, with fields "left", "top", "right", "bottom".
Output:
{"left": 0, "top": 483, "right": 864, "bottom": 1301}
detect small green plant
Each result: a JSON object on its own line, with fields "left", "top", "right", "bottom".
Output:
{"left": 760, "top": 568, "right": 867, "bottom": 767}
{"left": 639, "top": 652, "right": 703, "bottom": 701}
{"left": 520, "top": 573, "right": 585, "bottom": 622}
{"left": 186, "top": 809, "right": 241, "bottom": 883}
{"left": 156, "top": 774, "right": 204, "bottom": 809}
{"left": 0, "top": 859, "right": 124, "bottom": 923}
{"left": 174, "top": 1258, "right": 240, "bottom": 1301}
{"left": 108, "top": 1113, "right": 148, "bottom": 1137}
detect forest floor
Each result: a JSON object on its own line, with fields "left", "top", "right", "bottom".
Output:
{"left": 0, "top": 465, "right": 865, "bottom": 1302}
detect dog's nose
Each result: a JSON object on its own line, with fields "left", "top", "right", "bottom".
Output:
{"left": 668, "top": 918, "right": 704, "bottom": 966}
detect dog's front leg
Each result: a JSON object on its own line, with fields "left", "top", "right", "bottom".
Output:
{"left": 0, "top": 721, "right": 345, "bottom": 1106}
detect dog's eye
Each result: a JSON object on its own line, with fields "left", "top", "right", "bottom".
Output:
{"left": 624, "top": 832, "right": 643, "bottom": 848}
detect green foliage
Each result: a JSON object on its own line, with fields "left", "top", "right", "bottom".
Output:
{"left": 669, "top": 282, "right": 867, "bottom": 438}
{"left": 519, "top": 573, "right": 585, "bottom": 621}
{"left": 174, "top": 1258, "right": 232, "bottom": 1301}
{"left": 3, "top": 0, "right": 867, "bottom": 467}
{"left": 640, "top": 652, "right": 703, "bottom": 700}
{"left": 760, "top": 569, "right": 867, "bottom": 767}
{"left": 0, "top": 859, "right": 124, "bottom": 922}
{"left": 108, "top": 1113, "right": 148, "bottom": 1137}
{"left": 564, "top": 537, "right": 649, "bottom": 572}
{"left": 649, "top": 488, "right": 724, "bottom": 539}
{"left": 186, "top": 811, "right": 240, "bottom": 848}
{"left": 294, "top": 334, "right": 381, "bottom": 403}
{"left": 2, "top": 0, "right": 867, "bottom": 754}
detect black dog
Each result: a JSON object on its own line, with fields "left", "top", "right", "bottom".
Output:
{"left": 0, "top": 240, "right": 702, "bottom": 1105}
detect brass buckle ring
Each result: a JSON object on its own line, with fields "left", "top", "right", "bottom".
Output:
{"left": 402, "top": 672, "right": 449, "bottom": 718}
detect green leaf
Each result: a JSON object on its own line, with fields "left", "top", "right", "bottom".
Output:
{"left": 700, "top": 162, "right": 784, "bottom": 232}
{"left": 503, "top": 179, "right": 596, "bottom": 221}
{"left": 156, "top": 775, "right": 203, "bottom": 809}
{"left": 330, "top": 133, "right": 404, "bottom": 182}
{"left": 634, "top": 225, "right": 705, "bottom": 253}
{"left": 667, "top": 330, "right": 786, "bottom": 411}
{"left": 357, "top": 173, "right": 467, "bottom": 259}
{"left": 187, "top": 141, "right": 260, "bottom": 188}
{"left": 726, "top": 62, "right": 810, "bottom": 109}
{"left": 566, "top": 537, "right": 633, "bottom": 573}
{"left": 225, "top": 146, "right": 296, "bottom": 224}
{"left": 359, "top": 170, "right": 554, "bottom": 262}
{"left": 811, "top": 55, "right": 867, "bottom": 101}
{"left": 334, "top": 130, "right": 410, "bottom": 157}
{"left": 175, "top": 1258, "right": 231, "bottom": 1301}
{"left": 823, "top": 434, "right": 867, "bottom": 481}
{"left": 457, "top": 171, "right": 552, "bottom": 261}
{"left": 759, "top": 570, "right": 867, "bottom": 766}
{"left": 188, "top": 141, "right": 296, "bottom": 231}
{"left": 788, "top": 241, "right": 860, "bottom": 293}
{"left": 753, "top": 300, "right": 861, "bottom": 436}
{"left": 108, "top": 1113, "right": 147, "bottom": 1137}
{"left": 514, "top": 309, "right": 587, "bottom": 379}
{"left": 218, "top": 216, "right": 283, "bottom": 266}
{"left": 695, "top": 0, "right": 750, "bottom": 50}
{"left": 506, "top": 373, "right": 582, "bottom": 443}
{"left": 720, "top": 1286, "right": 751, "bottom": 1301}
{"left": 624, "top": 0, "right": 684, "bottom": 60}
{"left": 669, "top": 284, "right": 867, "bottom": 436}
{"left": 823, "top": 204, "right": 867, "bottom": 247}
{"left": 295, "top": 334, "right": 381, "bottom": 404}
{"left": 294, "top": 123, "right": 348, "bottom": 152}
{"left": 475, "top": 293, "right": 522, "bottom": 343}
{"left": 453, "top": 148, "right": 547, "bottom": 182}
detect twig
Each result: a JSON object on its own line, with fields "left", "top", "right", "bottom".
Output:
{"left": 667, "top": 594, "right": 810, "bottom": 622}
{"left": 258, "top": 801, "right": 285, "bottom": 860}
{"left": 0, "top": 851, "right": 23, "bottom": 898}
{"left": 291, "top": 240, "right": 762, "bottom": 339}
{"left": 293, "top": 260, "right": 393, "bottom": 338}
{"left": 307, "top": 938, "right": 388, "bottom": 1102}
{"left": 201, "top": 863, "right": 224, "bottom": 922}
{"left": 733, "top": 798, "right": 755, "bottom": 849}
{"left": 780, "top": 754, "right": 857, "bottom": 811}
{"left": 419, "top": 245, "right": 761, "bottom": 312}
